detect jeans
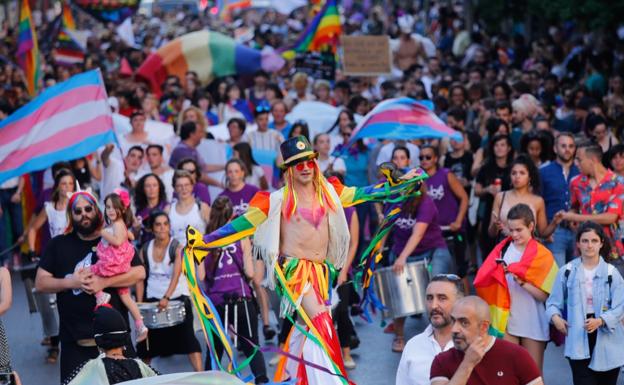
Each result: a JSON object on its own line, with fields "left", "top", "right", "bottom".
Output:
{"left": 392, "top": 247, "right": 456, "bottom": 276}
{"left": 0, "top": 187, "right": 23, "bottom": 265}
{"left": 545, "top": 226, "right": 576, "bottom": 267}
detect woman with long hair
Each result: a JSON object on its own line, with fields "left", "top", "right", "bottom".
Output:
{"left": 197, "top": 197, "right": 269, "bottom": 383}
{"left": 327, "top": 109, "right": 356, "bottom": 153}
{"left": 489, "top": 155, "right": 557, "bottom": 240}
{"left": 133, "top": 173, "right": 168, "bottom": 246}
{"left": 547, "top": 222, "right": 624, "bottom": 385}
{"left": 475, "top": 204, "right": 556, "bottom": 371}
{"left": 177, "top": 106, "right": 208, "bottom": 135}
{"left": 474, "top": 134, "right": 514, "bottom": 255}
{"left": 384, "top": 182, "right": 455, "bottom": 353}
{"left": 232, "top": 142, "right": 269, "bottom": 191}
{"left": 227, "top": 118, "right": 247, "bottom": 146}
{"left": 218, "top": 83, "right": 254, "bottom": 123}
{"left": 26, "top": 168, "right": 76, "bottom": 363}
{"left": 135, "top": 210, "right": 202, "bottom": 371}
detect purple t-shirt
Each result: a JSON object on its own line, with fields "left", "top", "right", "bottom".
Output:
{"left": 172, "top": 182, "right": 211, "bottom": 205}
{"left": 218, "top": 184, "right": 259, "bottom": 217}
{"left": 205, "top": 241, "right": 252, "bottom": 306}
{"left": 391, "top": 195, "right": 447, "bottom": 257}
{"left": 169, "top": 142, "right": 205, "bottom": 169}
{"left": 426, "top": 168, "right": 460, "bottom": 227}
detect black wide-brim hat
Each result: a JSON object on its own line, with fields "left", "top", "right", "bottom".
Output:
{"left": 280, "top": 135, "right": 318, "bottom": 169}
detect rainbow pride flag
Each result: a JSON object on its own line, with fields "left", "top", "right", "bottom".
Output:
{"left": 17, "top": 0, "right": 42, "bottom": 97}
{"left": 136, "top": 30, "right": 284, "bottom": 97}
{"left": 216, "top": 0, "right": 251, "bottom": 20}
{"left": 474, "top": 237, "right": 558, "bottom": 338}
{"left": 282, "top": 0, "right": 341, "bottom": 57}
{"left": 53, "top": 1, "right": 85, "bottom": 66}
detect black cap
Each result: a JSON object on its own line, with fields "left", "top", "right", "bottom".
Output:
{"left": 93, "top": 304, "right": 130, "bottom": 350}
{"left": 280, "top": 135, "right": 318, "bottom": 168}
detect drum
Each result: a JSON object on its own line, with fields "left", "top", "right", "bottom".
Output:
{"left": 138, "top": 300, "right": 186, "bottom": 329}
{"left": 373, "top": 261, "right": 429, "bottom": 319}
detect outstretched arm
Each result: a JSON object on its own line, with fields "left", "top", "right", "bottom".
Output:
{"left": 327, "top": 168, "right": 427, "bottom": 207}
{"left": 185, "top": 192, "right": 271, "bottom": 264}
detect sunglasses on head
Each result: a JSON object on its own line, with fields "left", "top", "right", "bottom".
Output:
{"left": 294, "top": 160, "right": 316, "bottom": 171}
{"left": 419, "top": 155, "right": 433, "bottom": 161}
{"left": 73, "top": 206, "right": 94, "bottom": 216}
{"left": 431, "top": 273, "right": 461, "bottom": 282}
{"left": 255, "top": 105, "right": 270, "bottom": 113}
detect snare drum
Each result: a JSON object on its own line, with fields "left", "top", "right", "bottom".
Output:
{"left": 138, "top": 300, "right": 186, "bottom": 329}
{"left": 373, "top": 261, "right": 429, "bottom": 319}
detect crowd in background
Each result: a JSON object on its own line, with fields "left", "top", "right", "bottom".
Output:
{"left": 1, "top": 1, "right": 624, "bottom": 384}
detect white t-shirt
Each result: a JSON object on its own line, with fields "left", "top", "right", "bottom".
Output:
{"left": 376, "top": 142, "right": 420, "bottom": 168}
{"left": 246, "top": 165, "right": 266, "bottom": 189}
{"left": 581, "top": 265, "right": 598, "bottom": 309}
{"left": 100, "top": 156, "right": 125, "bottom": 203}
{"left": 244, "top": 129, "right": 283, "bottom": 153}
{"left": 317, "top": 156, "right": 346, "bottom": 175}
{"left": 503, "top": 242, "right": 550, "bottom": 341}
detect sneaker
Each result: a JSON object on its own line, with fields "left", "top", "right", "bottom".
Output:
{"left": 383, "top": 322, "right": 395, "bottom": 334}
{"left": 96, "top": 292, "right": 111, "bottom": 306}
{"left": 263, "top": 325, "right": 276, "bottom": 341}
{"left": 343, "top": 356, "right": 356, "bottom": 370}
{"left": 136, "top": 325, "right": 148, "bottom": 343}
{"left": 392, "top": 337, "right": 405, "bottom": 353}
{"left": 268, "top": 354, "right": 281, "bottom": 366}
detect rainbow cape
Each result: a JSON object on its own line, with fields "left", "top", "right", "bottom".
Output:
{"left": 282, "top": 0, "right": 341, "bottom": 58}
{"left": 17, "top": 0, "right": 41, "bottom": 97}
{"left": 474, "top": 237, "right": 558, "bottom": 338}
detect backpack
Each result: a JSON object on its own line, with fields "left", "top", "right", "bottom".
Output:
{"left": 561, "top": 261, "right": 615, "bottom": 320}
{"left": 139, "top": 238, "right": 181, "bottom": 293}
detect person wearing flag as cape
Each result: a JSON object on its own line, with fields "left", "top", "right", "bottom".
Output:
{"left": 184, "top": 135, "right": 426, "bottom": 385}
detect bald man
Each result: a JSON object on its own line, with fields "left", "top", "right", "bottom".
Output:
{"left": 430, "top": 296, "right": 544, "bottom": 385}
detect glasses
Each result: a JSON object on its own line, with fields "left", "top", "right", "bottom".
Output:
{"left": 73, "top": 206, "right": 94, "bottom": 216}
{"left": 419, "top": 155, "right": 433, "bottom": 161}
{"left": 294, "top": 160, "right": 316, "bottom": 171}
{"left": 255, "top": 104, "right": 270, "bottom": 113}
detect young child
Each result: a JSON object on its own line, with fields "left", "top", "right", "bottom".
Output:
{"left": 90, "top": 189, "right": 148, "bottom": 342}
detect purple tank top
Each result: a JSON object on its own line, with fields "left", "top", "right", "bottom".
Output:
{"left": 344, "top": 206, "right": 356, "bottom": 227}
{"left": 205, "top": 241, "right": 252, "bottom": 306}
{"left": 426, "top": 168, "right": 459, "bottom": 227}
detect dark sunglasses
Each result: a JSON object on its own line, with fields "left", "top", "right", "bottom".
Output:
{"left": 340, "top": 132, "right": 351, "bottom": 137}
{"left": 73, "top": 206, "right": 94, "bottom": 216}
{"left": 419, "top": 155, "right": 433, "bottom": 161}
{"left": 431, "top": 273, "right": 461, "bottom": 282}
{"left": 294, "top": 160, "right": 316, "bottom": 171}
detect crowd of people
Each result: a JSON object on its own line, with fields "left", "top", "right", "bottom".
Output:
{"left": 0, "top": 1, "right": 624, "bottom": 384}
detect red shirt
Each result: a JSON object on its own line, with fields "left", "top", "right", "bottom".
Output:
{"left": 570, "top": 169, "right": 624, "bottom": 258}
{"left": 430, "top": 338, "right": 541, "bottom": 385}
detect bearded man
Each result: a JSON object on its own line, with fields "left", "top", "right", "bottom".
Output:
{"left": 35, "top": 191, "right": 145, "bottom": 384}
{"left": 185, "top": 136, "right": 425, "bottom": 385}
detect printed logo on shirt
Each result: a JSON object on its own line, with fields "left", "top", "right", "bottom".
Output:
{"left": 497, "top": 371, "right": 504, "bottom": 377}
{"left": 396, "top": 217, "right": 417, "bottom": 230}
{"left": 428, "top": 185, "right": 445, "bottom": 201}
{"left": 218, "top": 244, "right": 238, "bottom": 269}
{"left": 234, "top": 200, "right": 249, "bottom": 217}
{"left": 70, "top": 252, "right": 93, "bottom": 295}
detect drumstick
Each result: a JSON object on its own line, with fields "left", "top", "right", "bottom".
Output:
{"left": 234, "top": 304, "right": 238, "bottom": 347}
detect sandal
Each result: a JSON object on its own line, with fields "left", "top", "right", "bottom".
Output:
{"left": 46, "top": 348, "right": 59, "bottom": 364}
{"left": 392, "top": 337, "right": 405, "bottom": 353}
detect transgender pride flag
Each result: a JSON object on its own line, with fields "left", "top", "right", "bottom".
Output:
{"left": 0, "top": 69, "right": 115, "bottom": 184}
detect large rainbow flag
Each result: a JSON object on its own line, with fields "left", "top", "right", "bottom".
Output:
{"left": 282, "top": 0, "right": 341, "bottom": 57}
{"left": 474, "top": 237, "right": 558, "bottom": 338}
{"left": 216, "top": 0, "right": 251, "bottom": 20}
{"left": 0, "top": 69, "right": 115, "bottom": 185}
{"left": 16, "top": 0, "right": 41, "bottom": 97}
{"left": 136, "top": 30, "right": 284, "bottom": 97}
{"left": 53, "top": 1, "right": 86, "bottom": 66}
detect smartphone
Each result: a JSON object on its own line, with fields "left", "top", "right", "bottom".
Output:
{"left": 495, "top": 258, "right": 507, "bottom": 266}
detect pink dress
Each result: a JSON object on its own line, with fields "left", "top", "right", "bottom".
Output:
{"left": 92, "top": 227, "right": 135, "bottom": 295}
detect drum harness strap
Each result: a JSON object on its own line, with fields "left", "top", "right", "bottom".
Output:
{"left": 222, "top": 251, "right": 254, "bottom": 347}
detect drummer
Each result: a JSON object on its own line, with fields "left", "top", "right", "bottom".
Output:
{"left": 135, "top": 210, "right": 202, "bottom": 371}
{"left": 382, "top": 182, "right": 456, "bottom": 353}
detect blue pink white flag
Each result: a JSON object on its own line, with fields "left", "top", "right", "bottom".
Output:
{"left": 0, "top": 69, "right": 115, "bottom": 184}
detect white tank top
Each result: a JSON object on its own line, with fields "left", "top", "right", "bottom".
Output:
{"left": 44, "top": 201, "right": 68, "bottom": 238}
{"left": 169, "top": 200, "right": 206, "bottom": 246}
{"left": 145, "top": 239, "right": 189, "bottom": 299}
